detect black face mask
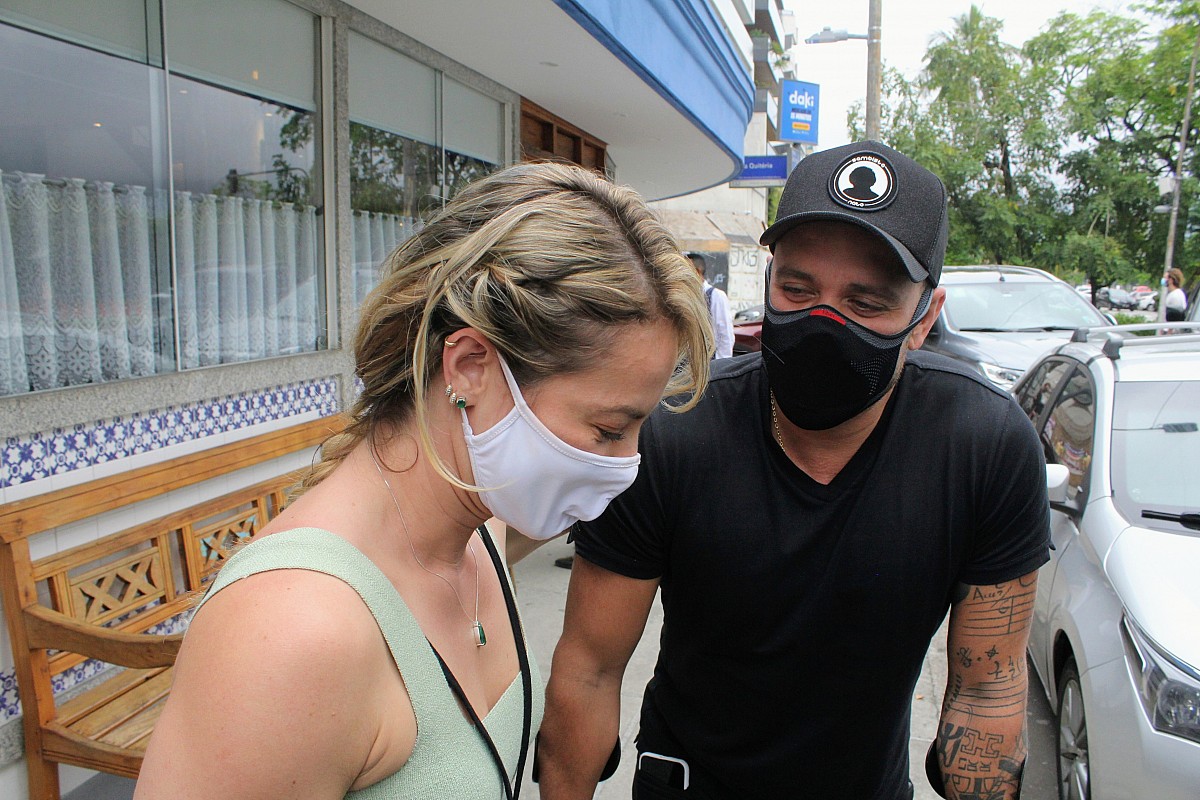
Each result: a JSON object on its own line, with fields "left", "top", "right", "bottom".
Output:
{"left": 760, "top": 287, "right": 932, "bottom": 430}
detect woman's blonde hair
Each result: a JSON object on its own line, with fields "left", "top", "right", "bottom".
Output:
{"left": 302, "top": 161, "right": 711, "bottom": 492}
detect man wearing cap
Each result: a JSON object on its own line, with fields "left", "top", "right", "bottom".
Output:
{"left": 537, "top": 141, "right": 1050, "bottom": 799}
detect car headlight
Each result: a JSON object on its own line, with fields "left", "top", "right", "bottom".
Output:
{"left": 978, "top": 361, "right": 1023, "bottom": 390}
{"left": 1123, "top": 616, "right": 1200, "bottom": 745}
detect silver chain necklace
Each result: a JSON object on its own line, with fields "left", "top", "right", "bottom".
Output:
{"left": 369, "top": 447, "right": 486, "bottom": 646}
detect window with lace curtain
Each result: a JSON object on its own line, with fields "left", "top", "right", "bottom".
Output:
{"left": 0, "top": 0, "right": 326, "bottom": 398}
{"left": 347, "top": 32, "right": 503, "bottom": 308}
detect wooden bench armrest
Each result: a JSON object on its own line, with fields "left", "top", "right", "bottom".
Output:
{"left": 23, "top": 606, "right": 184, "bottom": 669}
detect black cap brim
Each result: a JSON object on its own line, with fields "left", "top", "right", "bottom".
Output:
{"left": 760, "top": 210, "right": 930, "bottom": 284}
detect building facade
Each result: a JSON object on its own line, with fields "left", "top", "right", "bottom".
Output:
{"left": 0, "top": 1, "right": 755, "bottom": 796}
{"left": 653, "top": 0, "right": 798, "bottom": 312}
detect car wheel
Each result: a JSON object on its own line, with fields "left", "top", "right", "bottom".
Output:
{"left": 1056, "top": 659, "right": 1090, "bottom": 800}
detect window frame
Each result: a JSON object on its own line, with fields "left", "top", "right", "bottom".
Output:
{"left": 1036, "top": 358, "right": 1098, "bottom": 505}
{"left": 1, "top": 0, "right": 518, "bottom": 439}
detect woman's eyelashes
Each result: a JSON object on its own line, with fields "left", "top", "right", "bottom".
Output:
{"left": 596, "top": 427, "right": 626, "bottom": 443}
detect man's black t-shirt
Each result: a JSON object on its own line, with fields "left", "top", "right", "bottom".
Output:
{"left": 574, "top": 350, "right": 1051, "bottom": 799}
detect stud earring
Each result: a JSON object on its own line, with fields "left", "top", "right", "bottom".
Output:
{"left": 455, "top": 396, "right": 467, "bottom": 409}
{"left": 445, "top": 384, "right": 453, "bottom": 398}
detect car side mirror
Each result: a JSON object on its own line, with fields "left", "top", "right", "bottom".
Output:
{"left": 1046, "top": 463, "right": 1070, "bottom": 502}
{"left": 1046, "top": 463, "right": 1081, "bottom": 518}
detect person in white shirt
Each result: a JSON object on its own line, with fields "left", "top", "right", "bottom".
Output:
{"left": 685, "top": 251, "right": 735, "bottom": 359}
{"left": 1165, "top": 267, "right": 1188, "bottom": 322}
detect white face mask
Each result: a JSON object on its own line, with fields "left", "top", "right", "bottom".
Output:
{"left": 461, "top": 356, "right": 641, "bottom": 540}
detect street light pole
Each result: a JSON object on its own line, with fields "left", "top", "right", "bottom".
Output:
{"left": 806, "top": 1, "right": 884, "bottom": 141}
{"left": 1158, "top": 26, "right": 1200, "bottom": 322}
{"left": 866, "top": 0, "right": 882, "bottom": 141}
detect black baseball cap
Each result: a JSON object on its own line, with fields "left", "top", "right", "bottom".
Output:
{"left": 759, "top": 141, "right": 949, "bottom": 286}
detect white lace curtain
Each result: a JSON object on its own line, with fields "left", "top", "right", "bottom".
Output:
{"left": 0, "top": 170, "right": 322, "bottom": 397}
{"left": 350, "top": 208, "right": 420, "bottom": 308}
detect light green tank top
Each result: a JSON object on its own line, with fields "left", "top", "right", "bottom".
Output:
{"left": 199, "top": 526, "right": 544, "bottom": 799}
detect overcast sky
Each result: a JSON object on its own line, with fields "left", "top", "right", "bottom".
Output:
{"left": 781, "top": 0, "right": 1137, "bottom": 150}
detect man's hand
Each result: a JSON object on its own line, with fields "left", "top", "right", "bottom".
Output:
{"left": 538, "top": 556, "right": 658, "bottom": 799}
{"left": 936, "top": 571, "right": 1039, "bottom": 800}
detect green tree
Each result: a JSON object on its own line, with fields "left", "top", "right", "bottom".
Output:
{"left": 868, "top": 2, "right": 1198, "bottom": 288}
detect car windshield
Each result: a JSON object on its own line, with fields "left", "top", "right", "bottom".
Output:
{"left": 944, "top": 281, "right": 1104, "bottom": 331}
{"left": 1111, "top": 380, "right": 1200, "bottom": 525}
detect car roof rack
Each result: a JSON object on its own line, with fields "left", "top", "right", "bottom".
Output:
{"left": 1069, "top": 322, "right": 1200, "bottom": 359}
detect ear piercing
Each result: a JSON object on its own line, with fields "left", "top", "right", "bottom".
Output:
{"left": 445, "top": 384, "right": 467, "bottom": 408}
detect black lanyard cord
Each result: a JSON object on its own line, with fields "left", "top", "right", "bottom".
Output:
{"left": 429, "top": 526, "right": 532, "bottom": 800}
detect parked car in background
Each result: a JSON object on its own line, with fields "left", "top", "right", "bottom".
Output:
{"left": 732, "top": 304, "right": 764, "bottom": 354}
{"left": 1095, "top": 286, "right": 1139, "bottom": 310}
{"left": 1133, "top": 288, "right": 1159, "bottom": 311}
{"left": 1015, "top": 322, "right": 1200, "bottom": 800}
{"left": 921, "top": 266, "right": 1110, "bottom": 390}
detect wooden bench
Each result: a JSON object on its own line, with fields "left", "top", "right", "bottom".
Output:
{"left": 0, "top": 417, "right": 338, "bottom": 800}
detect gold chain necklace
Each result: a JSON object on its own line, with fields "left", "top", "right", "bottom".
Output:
{"left": 769, "top": 391, "right": 791, "bottom": 459}
{"left": 369, "top": 448, "right": 486, "bottom": 647}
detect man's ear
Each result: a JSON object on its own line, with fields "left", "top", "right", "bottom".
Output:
{"left": 906, "top": 287, "right": 946, "bottom": 351}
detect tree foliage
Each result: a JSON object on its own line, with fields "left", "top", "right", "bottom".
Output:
{"left": 866, "top": 1, "right": 1199, "bottom": 292}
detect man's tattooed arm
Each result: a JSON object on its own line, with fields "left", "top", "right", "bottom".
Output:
{"left": 937, "top": 571, "right": 1039, "bottom": 800}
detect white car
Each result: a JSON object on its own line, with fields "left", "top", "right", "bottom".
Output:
{"left": 1014, "top": 322, "right": 1200, "bottom": 800}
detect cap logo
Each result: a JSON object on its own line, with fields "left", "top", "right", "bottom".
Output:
{"left": 829, "top": 153, "right": 897, "bottom": 211}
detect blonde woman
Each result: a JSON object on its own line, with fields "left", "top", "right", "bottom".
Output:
{"left": 135, "top": 162, "right": 711, "bottom": 800}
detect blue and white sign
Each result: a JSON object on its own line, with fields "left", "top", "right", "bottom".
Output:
{"left": 740, "top": 156, "right": 788, "bottom": 181}
{"left": 729, "top": 155, "right": 789, "bottom": 187}
{"left": 780, "top": 80, "right": 819, "bottom": 144}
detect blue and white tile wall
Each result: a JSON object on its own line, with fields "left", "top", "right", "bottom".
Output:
{"left": 1, "top": 377, "right": 340, "bottom": 499}
{"left": 0, "top": 376, "right": 340, "bottom": 737}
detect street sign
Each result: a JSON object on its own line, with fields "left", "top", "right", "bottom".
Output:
{"left": 729, "top": 155, "right": 788, "bottom": 187}
{"left": 779, "top": 79, "right": 819, "bottom": 145}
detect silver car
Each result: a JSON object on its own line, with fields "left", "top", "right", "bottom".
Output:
{"left": 1013, "top": 322, "right": 1200, "bottom": 799}
{"left": 922, "top": 266, "right": 1111, "bottom": 391}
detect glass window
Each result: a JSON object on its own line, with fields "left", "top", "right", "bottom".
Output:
{"left": 349, "top": 33, "right": 436, "bottom": 145}
{"left": 0, "top": 1, "right": 325, "bottom": 397}
{"left": 166, "top": 0, "right": 323, "bottom": 366}
{"left": 1041, "top": 367, "right": 1096, "bottom": 495}
{"left": 0, "top": 0, "right": 159, "bottom": 64}
{"left": 348, "top": 34, "right": 440, "bottom": 308}
{"left": 164, "top": 0, "right": 315, "bottom": 111}
{"left": 944, "top": 281, "right": 1107, "bottom": 332}
{"left": 347, "top": 126, "right": 438, "bottom": 309}
{"left": 1111, "top": 380, "right": 1200, "bottom": 520}
{"left": 346, "top": 36, "right": 506, "bottom": 308}
{"left": 169, "top": 73, "right": 323, "bottom": 366}
{"left": 444, "top": 77, "right": 503, "bottom": 166}
{"left": 443, "top": 78, "right": 503, "bottom": 204}
{"left": 1016, "top": 360, "right": 1071, "bottom": 425}
{"left": 0, "top": 19, "right": 172, "bottom": 395}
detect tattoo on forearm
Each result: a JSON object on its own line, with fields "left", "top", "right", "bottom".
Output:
{"left": 959, "top": 580, "right": 1035, "bottom": 638}
{"left": 945, "top": 655, "right": 1026, "bottom": 718}
{"left": 938, "top": 723, "right": 1026, "bottom": 800}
